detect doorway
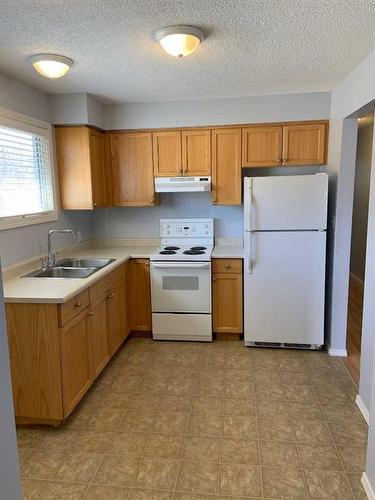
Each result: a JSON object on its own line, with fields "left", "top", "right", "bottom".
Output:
{"left": 345, "top": 112, "right": 374, "bottom": 383}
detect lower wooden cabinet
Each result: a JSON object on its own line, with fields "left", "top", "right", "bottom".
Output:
{"left": 89, "top": 295, "right": 110, "bottom": 379}
{"left": 128, "top": 259, "right": 152, "bottom": 331}
{"left": 5, "top": 263, "right": 129, "bottom": 425}
{"left": 60, "top": 309, "right": 92, "bottom": 417}
{"left": 107, "top": 278, "right": 128, "bottom": 355}
{"left": 212, "top": 259, "right": 243, "bottom": 335}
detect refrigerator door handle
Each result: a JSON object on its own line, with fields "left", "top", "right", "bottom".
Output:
{"left": 244, "top": 178, "right": 253, "bottom": 232}
{"left": 245, "top": 231, "right": 253, "bottom": 274}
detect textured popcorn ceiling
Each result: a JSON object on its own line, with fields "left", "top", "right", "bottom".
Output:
{"left": 1, "top": 0, "right": 375, "bottom": 103}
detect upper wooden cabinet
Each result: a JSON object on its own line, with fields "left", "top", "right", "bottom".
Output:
{"left": 242, "top": 126, "right": 283, "bottom": 167}
{"left": 153, "top": 129, "right": 211, "bottom": 177}
{"left": 182, "top": 129, "right": 211, "bottom": 176}
{"left": 153, "top": 131, "right": 182, "bottom": 176}
{"left": 55, "top": 126, "right": 109, "bottom": 210}
{"left": 282, "top": 123, "right": 326, "bottom": 166}
{"left": 111, "top": 132, "right": 157, "bottom": 206}
{"left": 212, "top": 128, "right": 242, "bottom": 205}
{"left": 242, "top": 122, "right": 327, "bottom": 168}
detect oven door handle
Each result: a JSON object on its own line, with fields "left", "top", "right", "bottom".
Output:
{"left": 150, "top": 262, "right": 211, "bottom": 269}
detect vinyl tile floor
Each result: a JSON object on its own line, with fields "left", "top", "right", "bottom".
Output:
{"left": 17, "top": 338, "right": 368, "bottom": 499}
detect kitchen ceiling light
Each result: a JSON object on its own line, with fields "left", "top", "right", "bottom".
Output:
{"left": 155, "top": 25, "right": 205, "bottom": 57}
{"left": 30, "top": 54, "right": 73, "bottom": 79}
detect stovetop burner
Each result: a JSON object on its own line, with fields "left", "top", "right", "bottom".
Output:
{"left": 164, "top": 246, "right": 180, "bottom": 251}
{"left": 159, "top": 250, "right": 177, "bottom": 255}
{"left": 190, "top": 246, "right": 207, "bottom": 251}
{"left": 183, "top": 249, "right": 205, "bottom": 255}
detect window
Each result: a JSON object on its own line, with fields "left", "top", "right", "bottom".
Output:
{"left": 0, "top": 109, "right": 56, "bottom": 230}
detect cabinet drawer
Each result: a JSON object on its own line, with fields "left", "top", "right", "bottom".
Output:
{"left": 90, "top": 266, "right": 124, "bottom": 302}
{"left": 58, "top": 289, "right": 90, "bottom": 327}
{"left": 212, "top": 259, "right": 242, "bottom": 274}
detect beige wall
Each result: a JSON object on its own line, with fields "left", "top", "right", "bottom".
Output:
{"left": 350, "top": 115, "right": 374, "bottom": 281}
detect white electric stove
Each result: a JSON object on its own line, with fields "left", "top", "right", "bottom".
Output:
{"left": 150, "top": 218, "right": 214, "bottom": 342}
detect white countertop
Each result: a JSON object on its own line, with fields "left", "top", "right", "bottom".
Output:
{"left": 3, "top": 238, "right": 244, "bottom": 304}
{"left": 212, "top": 245, "right": 244, "bottom": 259}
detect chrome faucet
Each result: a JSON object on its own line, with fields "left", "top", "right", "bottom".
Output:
{"left": 47, "top": 229, "right": 81, "bottom": 268}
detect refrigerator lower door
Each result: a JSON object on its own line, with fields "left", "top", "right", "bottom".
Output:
{"left": 244, "top": 231, "right": 326, "bottom": 346}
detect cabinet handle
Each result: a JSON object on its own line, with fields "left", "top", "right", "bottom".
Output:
{"left": 145, "top": 262, "right": 150, "bottom": 267}
{"left": 75, "top": 302, "right": 82, "bottom": 307}
{"left": 282, "top": 158, "right": 288, "bottom": 165}
{"left": 277, "top": 158, "right": 282, "bottom": 165}
{"left": 93, "top": 202, "right": 97, "bottom": 207}
{"left": 224, "top": 264, "right": 231, "bottom": 270}
{"left": 89, "top": 311, "right": 93, "bottom": 317}
{"left": 178, "top": 168, "right": 183, "bottom": 175}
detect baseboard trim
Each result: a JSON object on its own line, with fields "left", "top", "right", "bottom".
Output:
{"left": 327, "top": 346, "right": 347, "bottom": 357}
{"left": 356, "top": 394, "right": 370, "bottom": 425}
{"left": 361, "top": 472, "right": 374, "bottom": 499}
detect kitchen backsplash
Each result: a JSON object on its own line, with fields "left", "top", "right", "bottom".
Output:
{"left": 93, "top": 193, "right": 244, "bottom": 239}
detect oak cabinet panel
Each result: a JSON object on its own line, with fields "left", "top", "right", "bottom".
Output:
{"left": 212, "top": 128, "right": 241, "bottom": 205}
{"left": 242, "top": 126, "right": 283, "bottom": 167}
{"left": 5, "top": 303, "right": 63, "bottom": 422}
{"left": 282, "top": 123, "right": 326, "bottom": 165}
{"left": 89, "top": 128, "right": 108, "bottom": 207}
{"left": 111, "top": 132, "right": 156, "bottom": 206}
{"left": 107, "top": 278, "right": 128, "bottom": 356}
{"left": 60, "top": 309, "right": 92, "bottom": 418}
{"left": 182, "top": 129, "right": 211, "bottom": 176}
{"left": 153, "top": 131, "right": 182, "bottom": 176}
{"left": 128, "top": 259, "right": 152, "bottom": 331}
{"left": 55, "top": 126, "right": 108, "bottom": 209}
{"left": 89, "top": 295, "right": 110, "bottom": 379}
{"left": 212, "top": 259, "right": 243, "bottom": 334}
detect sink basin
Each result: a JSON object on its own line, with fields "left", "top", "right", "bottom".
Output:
{"left": 56, "top": 258, "right": 115, "bottom": 268}
{"left": 24, "top": 267, "right": 98, "bottom": 279}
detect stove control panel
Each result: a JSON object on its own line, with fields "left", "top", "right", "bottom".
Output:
{"left": 160, "top": 219, "right": 214, "bottom": 238}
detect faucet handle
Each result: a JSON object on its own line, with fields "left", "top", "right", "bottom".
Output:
{"left": 41, "top": 256, "right": 48, "bottom": 270}
{"left": 75, "top": 231, "right": 82, "bottom": 243}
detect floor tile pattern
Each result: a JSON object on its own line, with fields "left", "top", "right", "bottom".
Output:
{"left": 18, "top": 338, "right": 368, "bottom": 499}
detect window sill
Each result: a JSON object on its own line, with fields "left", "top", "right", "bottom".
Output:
{"left": 0, "top": 212, "right": 58, "bottom": 231}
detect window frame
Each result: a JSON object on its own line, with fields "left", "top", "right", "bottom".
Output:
{"left": 0, "top": 107, "right": 58, "bottom": 231}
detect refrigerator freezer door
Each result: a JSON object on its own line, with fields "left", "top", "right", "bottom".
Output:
{"left": 244, "top": 231, "right": 326, "bottom": 345}
{"left": 244, "top": 174, "right": 328, "bottom": 231}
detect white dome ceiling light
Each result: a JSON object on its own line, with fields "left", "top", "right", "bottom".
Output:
{"left": 155, "top": 25, "right": 205, "bottom": 57}
{"left": 30, "top": 54, "right": 73, "bottom": 79}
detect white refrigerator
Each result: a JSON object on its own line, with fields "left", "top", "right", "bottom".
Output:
{"left": 244, "top": 174, "right": 328, "bottom": 348}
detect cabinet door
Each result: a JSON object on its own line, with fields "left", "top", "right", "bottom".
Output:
{"left": 153, "top": 131, "right": 182, "bottom": 176}
{"left": 55, "top": 126, "right": 94, "bottom": 209}
{"left": 212, "top": 128, "right": 241, "bottom": 205}
{"left": 107, "top": 279, "right": 127, "bottom": 356}
{"left": 89, "top": 295, "right": 110, "bottom": 379}
{"left": 282, "top": 123, "right": 326, "bottom": 165}
{"left": 89, "top": 129, "right": 108, "bottom": 208}
{"left": 111, "top": 133, "right": 155, "bottom": 206}
{"left": 242, "top": 126, "right": 282, "bottom": 167}
{"left": 60, "top": 310, "right": 92, "bottom": 417}
{"left": 128, "top": 259, "right": 152, "bottom": 331}
{"left": 182, "top": 129, "right": 211, "bottom": 176}
{"left": 6, "top": 303, "right": 63, "bottom": 422}
{"left": 213, "top": 273, "right": 243, "bottom": 333}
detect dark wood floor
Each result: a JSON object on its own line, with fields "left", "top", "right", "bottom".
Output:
{"left": 345, "top": 273, "right": 364, "bottom": 384}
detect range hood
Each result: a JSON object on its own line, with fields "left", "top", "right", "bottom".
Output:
{"left": 155, "top": 176, "right": 211, "bottom": 193}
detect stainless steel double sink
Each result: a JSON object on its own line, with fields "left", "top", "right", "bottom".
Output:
{"left": 23, "top": 258, "right": 116, "bottom": 279}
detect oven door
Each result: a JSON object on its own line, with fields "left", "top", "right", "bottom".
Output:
{"left": 151, "top": 261, "right": 211, "bottom": 313}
